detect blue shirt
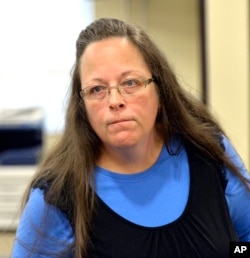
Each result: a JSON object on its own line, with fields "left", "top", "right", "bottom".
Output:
{"left": 11, "top": 136, "right": 250, "bottom": 257}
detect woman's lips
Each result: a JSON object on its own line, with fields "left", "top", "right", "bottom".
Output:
{"left": 108, "top": 119, "right": 135, "bottom": 129}
{"left": 110, "top": 119, "right": 130, "bottom": 124}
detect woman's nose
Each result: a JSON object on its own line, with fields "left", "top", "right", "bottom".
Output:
{"left": 107, "top": 87, "right": 125, "bottom": 109}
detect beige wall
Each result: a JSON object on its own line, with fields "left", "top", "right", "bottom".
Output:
{"left": 95, "top": 0, "right": 202, "bottom": 98}
{"left": 206, "top": 0, "right": 249, "bottom": 169}
{"left": 94, "top": 0, "right": 249, "bottom": 169}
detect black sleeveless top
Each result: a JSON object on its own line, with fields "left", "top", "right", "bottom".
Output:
{"left": 88, "top": 148, "right": 238, "bottom": 258}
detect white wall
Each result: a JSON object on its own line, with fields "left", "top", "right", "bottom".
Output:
{"left": 0, "top": 0, "right": 94, "bottom": 133}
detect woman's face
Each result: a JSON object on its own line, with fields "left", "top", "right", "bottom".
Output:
{"left": 79, "top": 37, "right": 160, "bottom": 150}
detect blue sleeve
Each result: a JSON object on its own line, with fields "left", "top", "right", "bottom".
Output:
{"left": 223, "top": 136, "right": 250, "bottom": 241}
{"left": 11, "top": 188, "right": 75, "bottom": 257}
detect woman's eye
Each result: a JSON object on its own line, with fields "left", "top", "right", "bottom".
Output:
{"left": 123, "top": 79, "right": 139, "bottom": 87}
{"left": 89, "top": 86, "right": 105, "bottom": 94}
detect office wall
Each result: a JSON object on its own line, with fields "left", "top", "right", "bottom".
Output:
{"left": 0, "top": 0, "right": 94, "bottom": 133}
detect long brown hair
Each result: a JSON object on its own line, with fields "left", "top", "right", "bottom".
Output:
{"left": 21, "top": 18, "right": 249, "bottom": 257}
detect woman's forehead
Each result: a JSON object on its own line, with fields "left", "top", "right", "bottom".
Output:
{"left": 79, "top": 38, "right": 151, "bottom": 81}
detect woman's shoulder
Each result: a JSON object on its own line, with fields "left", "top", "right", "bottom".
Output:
{"left": 24, "top": 187, "right": 73, "bottom": 233}
{"left": 222, "top": 135, "right": 250, "bottom": 183}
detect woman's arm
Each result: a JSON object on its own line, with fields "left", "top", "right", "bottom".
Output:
{"left": 11, "top": 188, "right": 74, "bottom": 257}
{"left": 223, "top": 136, "right": 250, "bottom": 241}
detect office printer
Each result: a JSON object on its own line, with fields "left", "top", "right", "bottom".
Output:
{"left": 0, "top": 107, "right": 44, "bottom": 165}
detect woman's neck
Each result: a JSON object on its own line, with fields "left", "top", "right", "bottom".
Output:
{"left": 97, "top": 135, "right": 164, "bottom": 174}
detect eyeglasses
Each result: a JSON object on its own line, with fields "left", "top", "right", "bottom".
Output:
{"left": 80, "top": 78, "right": 154, "bottom": 100}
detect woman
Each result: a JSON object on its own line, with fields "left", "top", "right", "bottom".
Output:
{"left": 12, "top": 18, "right": 250, "bottom": 258}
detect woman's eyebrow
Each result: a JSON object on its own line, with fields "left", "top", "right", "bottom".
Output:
{"left": 84, "top": 70, "right": 145, "bottom": 84}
